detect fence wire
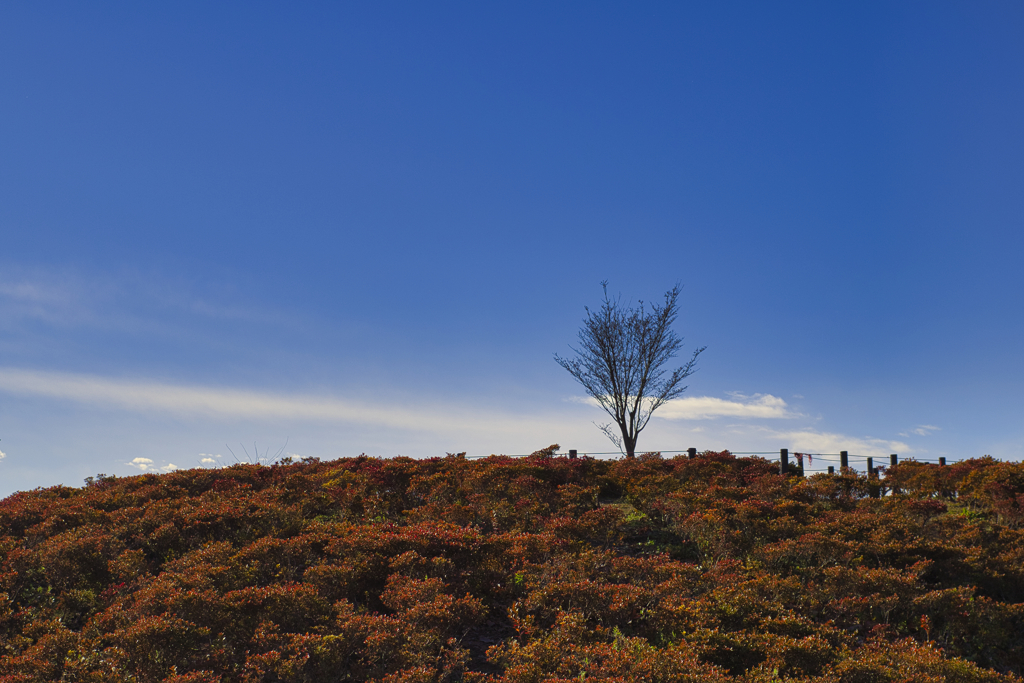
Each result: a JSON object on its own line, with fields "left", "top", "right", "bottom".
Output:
{"left": 464, "top": 450, "right": 960, "bottom": 467}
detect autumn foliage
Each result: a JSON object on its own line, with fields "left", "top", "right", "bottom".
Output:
{"left": 2, "top": 449, "right": 1023, "bottom": 682}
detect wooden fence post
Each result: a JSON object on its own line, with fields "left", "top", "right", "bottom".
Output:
{"left": 780, "top": 449, "right": 789, "bottom": 475}
{"left": 867, "top": 457, "right": 880, "bottom": 498}
{"left": 568, "top": 450, "right": 577, "bottom": 459}
{"left": 687, "top": 447, "right": 697, "bottom": 459}
{"left": 890, "top": 453, "right": 898, "bottom": 467}
{"left": 840, "top": 451, "right": 849, "bottom": 470}
{"left": 828, "top": 465, "right": 835, "bottom": 474}
{"left": 939, "top": 457, "right": 946, "bottom": 466}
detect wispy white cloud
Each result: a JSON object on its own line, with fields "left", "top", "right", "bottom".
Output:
{"left": 0, "top": 282, "right": 73, "bottom": 305}
{"left": 899, "top": 425, "right": 940, "bottom": 437}
{"left": 0, "top": 269, "right": 296, "bottom": 336}
{"left": 0, "top": 449, "right": 6, "bottom": 462}
{"left": 717, "top": 425, "right": 910, "bottom": 458}
{"left": 574, "top": 393, "right": 796, "bottom": 420}
{"left": 0, "top": 275, "right": 96, "bottom": 326}
{"left": 0, "top": 367, "right": 562, "bottom": 438}
{"left": 771, "top": 429, "right": 908, "bottom": 457}
{"left": 657, "top": 393, "right": 796, "bottom": 420}
{"left": 645, "top": 418, "right": 914, "bottom": 462}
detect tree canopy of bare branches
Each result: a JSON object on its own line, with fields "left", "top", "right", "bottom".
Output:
{"left": 555, "top": 282, "right": 704, "bottom": 458}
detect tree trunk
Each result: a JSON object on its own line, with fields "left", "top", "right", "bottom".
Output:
{"left": 623, "top": 428, "right": 636, "bottom": 459}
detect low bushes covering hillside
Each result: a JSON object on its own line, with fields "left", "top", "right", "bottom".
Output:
{"left": 1, "top": 449, "right": 1023, "bottom": 682}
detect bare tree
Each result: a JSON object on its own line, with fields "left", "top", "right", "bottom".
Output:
{"left": 556, "top": 282, "right": 704, "bottom": 458}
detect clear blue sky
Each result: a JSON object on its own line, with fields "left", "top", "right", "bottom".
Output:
{"left": 1, "top": 2, "right": 1022, "bottom": 495}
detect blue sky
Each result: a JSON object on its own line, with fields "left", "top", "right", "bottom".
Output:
{"left": 1, "top": 2, "right": 1022, "bottom": 496}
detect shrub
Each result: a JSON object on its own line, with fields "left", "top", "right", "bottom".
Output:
{"left": 0, "top": 453, "right": 1022, "bottom": 680}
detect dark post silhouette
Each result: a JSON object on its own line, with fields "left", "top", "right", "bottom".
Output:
{"left": 840, "top": 451, "right": 849, "bottom": 470}
{"left": 780, "top": 448, "right": 789, "bottom": 475}
{"left": 828, "top": 465, "right": 835, "bottom": 474}
{"left": 687, "top": 447, "right": 697, "bottom": 458}
{"left": 890, "top": 453, "right": 898, "bottom": 467}
{"left": 867, "top": 457, "right": 880, "bottom": 498}
{"left": 568, "top": 449, "right": 577, "bottom": 459}
{"left": 939, "top": 457, "right": 946, "bottom": 466}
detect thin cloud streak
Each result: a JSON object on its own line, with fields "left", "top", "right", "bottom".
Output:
{"left": 652, "top": 422, "right": 912, "bottom": 460}
{"left": 0, "top": 270, "right": 299, "bottom": 335}
{"left": 899, "top": 425, "right": 941, "bottom": 437}
{"left": 0, "top": 367, "right": 555, "bottom": 438}
{"left": 657, "top": 393, "right": 795, "bottom": 420}
{"left": 576, "top": 393, "right": 795, "bottom": 420}
{"left": 0, "top": 369, "right": 912, "bottom": 468}
{"left": 743, "top": 426, "right": 909, "bottom": 458}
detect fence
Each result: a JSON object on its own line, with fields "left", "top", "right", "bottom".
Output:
{"left": 466, "top": 448, "right": 958, "bottom": 476}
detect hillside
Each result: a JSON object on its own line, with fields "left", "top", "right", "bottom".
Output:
{"left": 1, "top": 449, "right": 1023, "bottom": 682}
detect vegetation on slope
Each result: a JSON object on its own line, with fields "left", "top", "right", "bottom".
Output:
{"left": 1, "top": 448, "right": 1023, "bottom": 682}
